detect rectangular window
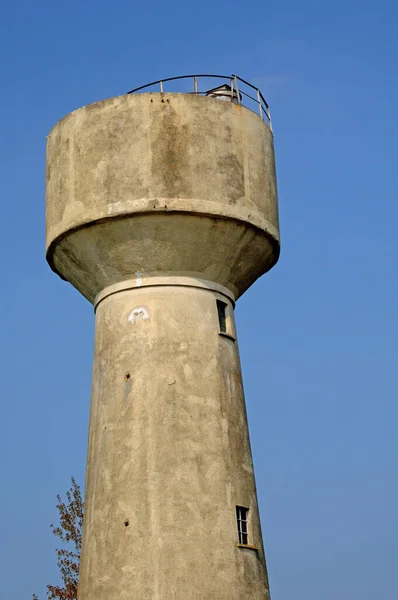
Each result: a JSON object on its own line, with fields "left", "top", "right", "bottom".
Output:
{"left": 236, "top": 506, "right": 249, "bottom": 545}
{"left": 217, "top": 300, "right": 227, "bottom": 333}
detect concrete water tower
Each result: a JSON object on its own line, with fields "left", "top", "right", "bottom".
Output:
{"left": 46, "top": 74, "right": 280, "bottom": 600}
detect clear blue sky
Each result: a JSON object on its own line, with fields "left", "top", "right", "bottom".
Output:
{"left": 0, "top": 0, "right": 397, "bottom": 598}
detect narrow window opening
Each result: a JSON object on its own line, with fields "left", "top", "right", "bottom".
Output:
{"left": 236, "top": 506, "right": 249, "bottom": 545}
{"left": 217, "top": 300, "right": 227, "bottom": 333}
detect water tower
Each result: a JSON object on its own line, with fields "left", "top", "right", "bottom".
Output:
{"left": 46, "top": 74, "right": 280, "bottom": 600}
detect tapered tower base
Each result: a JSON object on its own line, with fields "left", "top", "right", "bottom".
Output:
{"left": 78, "top": 278, "right": 270, "bottom": 599}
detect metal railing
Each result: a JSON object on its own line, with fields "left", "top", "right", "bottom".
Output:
{"left": 127, "top": 74, "right": 272, "bottom": 131}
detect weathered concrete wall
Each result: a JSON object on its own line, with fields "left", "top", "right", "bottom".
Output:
{"left": 46, "top": 91, "right": 280, "bottom": 599}
{"left": 78, "top": 281, "right": 270, "bottom": 600}
{"left": 46, "top": 93, "right": 279, "bottom": 302}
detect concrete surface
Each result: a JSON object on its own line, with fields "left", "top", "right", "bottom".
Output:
{"left": 46, "top": 90, "right": 280, "bottom": 599}
{"left": 78, "top": 280, "right": 270, "bottom": 599}
{"left": 46, "top": 92, "right": 279, "bottom": 302}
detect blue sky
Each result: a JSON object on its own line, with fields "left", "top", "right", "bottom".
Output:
{"left": 0, "top": 0, "right": 397, "bottom": 598}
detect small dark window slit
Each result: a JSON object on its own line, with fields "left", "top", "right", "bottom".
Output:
{"left": 236, "top": 506, "right": 249, "bottom": 545}
{"left": 217, "top": 300, "right": 227, "bottom": 333}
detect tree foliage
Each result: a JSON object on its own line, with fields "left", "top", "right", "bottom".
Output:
{"left": 33, "top": 478, "right": 83, "bottom": 600}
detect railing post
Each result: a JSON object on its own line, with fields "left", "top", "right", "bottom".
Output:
{"left": 230, "top": 78, "right": 234, "bottom": 102}
{"left": 268, "top": 106, "right": 273, "bottom": 133}
{"left": 234, "top": 75, "right": 241, "bottom": 105}
{"left": 194, "top": 76, "right": 198, "bottom": 94}
{"left": 257, "top": 89, "right": 263, "bottom": 120}
{"left": 159, "top": 81, "right": 163, "bottom": 93}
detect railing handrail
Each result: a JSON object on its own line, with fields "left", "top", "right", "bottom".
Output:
{"left": 126, "top": 73, "right": 272, "bottom": 130}
{"left": 127, "top": 74, "right": 231, "bottom": 95}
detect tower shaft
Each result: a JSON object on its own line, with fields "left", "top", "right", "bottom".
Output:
{"left": 79, "top": 278, "right": 269, "bottom": 599}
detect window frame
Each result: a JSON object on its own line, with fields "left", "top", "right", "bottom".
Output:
{"left": 236, "top": 505, "right": 249, "bottom": 545}
{"left": 216, "top": 299, "right": 228, "bottom": 333}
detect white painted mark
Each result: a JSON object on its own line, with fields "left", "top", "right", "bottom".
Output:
{"left": 135, "top": 271, "right": 143, "bottom": 287}
{"left": 128, "top": 307, "right": 149, "bottom": 324}
{"left": 107, "top": 200, "right": 122, "bottom": 215}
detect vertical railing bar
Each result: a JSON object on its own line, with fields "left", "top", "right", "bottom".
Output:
{"left": 257, "top": 89, "right": 263, "bottom": 120}
{"left": 230, "top": 78, "right": 234, "bottom": 102}
{"left": 194, "top": 76, "right": 198, "bottom": 94}
{"left": 234, "top": 75, "right": 241, "bottom": 105}
{"left": 268, "top": 106, "right": 273, "bottom": 133}
{"left": 160, "top": 80, "right": 163, "bottom": 93}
